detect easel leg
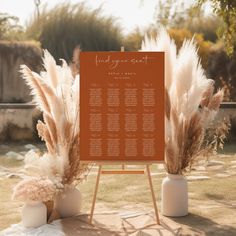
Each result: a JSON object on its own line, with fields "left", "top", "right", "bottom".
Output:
{"left": 89, "top": 165, "right": 102, "bottom": 224}
{"left": 146, "top": 165, "right": 160, "bottom": 225}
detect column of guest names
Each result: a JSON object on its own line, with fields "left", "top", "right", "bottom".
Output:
{"left": 88, "top": 83, "right": 156, "bottom": 158}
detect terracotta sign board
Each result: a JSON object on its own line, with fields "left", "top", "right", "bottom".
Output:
{"left": 80, "top": 52, "right": 164, "bottom": 162}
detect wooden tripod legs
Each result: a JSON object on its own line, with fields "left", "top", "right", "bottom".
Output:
{"left": 146, "top": 165, "right": 160, "bottom": 224}
{"left": 89, "top": 165, "right": 160, "bottom": 225}
{"left": 89, "top": 165, "right": 102, "bottom": 224}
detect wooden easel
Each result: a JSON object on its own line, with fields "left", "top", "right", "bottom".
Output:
{"left": 89, "top": 47, "right": 161, "bottom": 225}
{"left": 89, "top": 164, "right": 160, "bottom": 225}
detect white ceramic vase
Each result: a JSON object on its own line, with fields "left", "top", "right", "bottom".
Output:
{"left": 161, "top": 174, "right": 188, "bottom": 217}
{"left": 55, "top": 187, "right": 82, "bottom": 218}
{"left": 22, "top": 201, "right": 47, "bottom": 228}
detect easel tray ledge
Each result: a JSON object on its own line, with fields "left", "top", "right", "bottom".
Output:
{"left": 80, "top": 161, "right": 165, "bottom": 165}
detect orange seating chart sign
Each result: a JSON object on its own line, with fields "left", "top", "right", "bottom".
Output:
{"left": 80, "top": 52, "right": 164, "bottom": 162}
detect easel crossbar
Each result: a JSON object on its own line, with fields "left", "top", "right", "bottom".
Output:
{"left": 101, "top": 170, "right": 145, "bottom": 174}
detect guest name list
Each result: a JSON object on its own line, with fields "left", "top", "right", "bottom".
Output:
{"left": 80, "top": 52, "right": 164, "bottom": 162}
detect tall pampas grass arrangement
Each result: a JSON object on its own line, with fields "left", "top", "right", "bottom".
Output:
{"left": 141, "top": 28, "right": 224, "bottom": 175}
{"left": 20, "top": 50, "right": 91, "bottom": 186}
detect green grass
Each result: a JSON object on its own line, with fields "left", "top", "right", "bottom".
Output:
{"left": 0, "top": 144, "right": 236, "bottom": 234}
{"left": 189, "top": 176, "right": 236, "bottom": 201}
{"left": 0, "top": 178, "right": 22, "bottom": 230}
{"left": 80, "top": 172, "right": 163, "bottom": 210}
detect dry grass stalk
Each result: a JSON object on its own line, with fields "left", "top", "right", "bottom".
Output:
{"left": 200, "top": 81, "right": 214, "bottom": 107}
{"left": 21, "top": 50, "right": 91, "bottom": 188}
{"left": 207, "top": 89, "right": 224, "bottom": 110}
{"left": 165, "top": 88, "right": 171, "bottom": 120}
{"left": 142, "top": 29, "right": 225, "bottom": 174}
{"left": 37, "top": 121, "right": 55, "bottom": 155}
{"left": 43, "top": 113, "right": 58, "bottom": 147}
{"left": 201, "top": 118, "right": 231, "bottom": 160}
{"left": 21, "top": 65, "right": 51, "bottom": 114}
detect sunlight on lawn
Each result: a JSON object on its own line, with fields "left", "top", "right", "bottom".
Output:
{"left": 0, "top": 145, "right": 236, "bottom": 233}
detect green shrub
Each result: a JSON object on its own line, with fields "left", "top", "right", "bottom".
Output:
{"left": 26, "top": 3, "right": 123, "bottom": 62}
{"left": 124, "top": 28, "right": 143, "bottom": 51}
{"left": 187, "top": 15, "right": 220, "bottom": 43}
{"left": 138, "top": 28, "right": 213, "bottom": 68}
{"left": 168, "top": 28, "right": 213, "bottom": 68}
{"left": 207, "top": 45, "right": 236, "bottom": 101}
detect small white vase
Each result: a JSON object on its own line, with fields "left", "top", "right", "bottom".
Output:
{"left": 22, "top": 201, "right": 47, "bottom": 228}
{"left": 161, "top": 174, "right": 188, "bottom": 217}
{"left": 55, "top": 187, "right": 82, "bottom": 218}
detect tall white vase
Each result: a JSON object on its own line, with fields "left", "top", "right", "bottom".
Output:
{"left": 22, "top": 201, "right": 47, "bottom": 228}
{"left": 161, "top": 174, "right": 188, "bottom": 217}
{"left": 55, "top": 187, "right": 82, "bottom": 218}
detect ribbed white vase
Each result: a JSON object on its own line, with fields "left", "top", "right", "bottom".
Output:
{"left": 161, "top": 174, "right": 188, "bottom": 217}
{"left": 55, "top": 187, "right": 82, "bottom": 218}
{"left": 22, "top": 201, "right": 47, "bottom": 228}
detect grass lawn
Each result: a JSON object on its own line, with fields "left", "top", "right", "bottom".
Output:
{"left": 0, "top": 143, "right": 236, "bottom": 235}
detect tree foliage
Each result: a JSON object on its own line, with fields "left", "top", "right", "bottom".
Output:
{"left": 154, "top": 0, "right": 221, "bottom": 43}
{"left": 0, "top": 13, "right": 24, "bottom": 40}
{"left": 198, "top": 0, "right": 236, "bottom": 55}
{"left": 207, "top": 46, "right": 236, "bottom": 101}
{"left": 124, "top": 28, "right": 143, "bottom": 51}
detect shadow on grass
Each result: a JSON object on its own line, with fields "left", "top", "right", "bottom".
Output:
{"left": 169, "top": 213, "right": 236, "bottom": 236}
{"left": 218, "top": 143, "right": 236, "bottom": 155}
{"left": 61, "top": 213, "right": 182, "bottom": 236}
{"left": 205, "top": 193, "right": 224, "bottom": 200}
{"left": 61, "top": 214, "right": 122, "bottom": 236}
{"left": 205, "top": 193, "right": 236, "bottom": 210}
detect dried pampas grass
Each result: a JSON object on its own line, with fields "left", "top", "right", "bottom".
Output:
{"left": 141, "top": 29, "right": 225, "bottom": 174}
{"left": 13, "top": 177, "right": 56, "bottom": 202}
{"left": 21, "top": 50, "right": 91, "bottom": 186}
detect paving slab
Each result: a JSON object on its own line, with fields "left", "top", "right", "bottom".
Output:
{"left": 0, "top": 212, "right": 181, "bottom": 236}
{"left": 187, "top": 176, "right": 210, "bottom": 181}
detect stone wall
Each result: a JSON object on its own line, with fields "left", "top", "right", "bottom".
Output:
{"left": 0, "top": 103, "right": 235, "bottom": 143}
{"left": 0, "top": 41, "right": 42, "bottom": 103}
{"left": 0, "top": 104, "right": 42, "bottom": 142}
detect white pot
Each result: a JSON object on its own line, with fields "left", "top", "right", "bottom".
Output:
{"left": 161, "top": 174, "right": 188, "bottom": 217}
{"left": 55, "top": 187, "right": 82, "bottom": 218}
{"left": 22, "top": 201, "right": 47, "bottom": 228}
